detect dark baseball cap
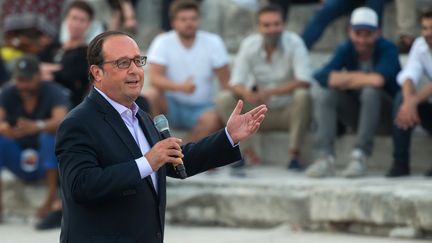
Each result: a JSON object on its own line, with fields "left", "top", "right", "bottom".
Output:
{"left": 13, "top": 55, "right": 41, "bottom": 80}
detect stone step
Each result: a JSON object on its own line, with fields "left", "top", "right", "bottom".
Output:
{"left": 255, "top": 130, "right": 432, "bottom": 173}
{"left": 166, "top": 166, "right": 432, "bottom": 239}
{"left": 171, "top": 125, "right": 432, "bottom": 175}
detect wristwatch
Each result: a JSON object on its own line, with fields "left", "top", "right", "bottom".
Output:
{"left": 36, "top": 120, "right": 46, "bottom": 131}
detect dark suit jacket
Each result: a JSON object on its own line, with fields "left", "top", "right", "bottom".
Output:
{"left": 55, "top": 88, "right": 241, "bottom": 243}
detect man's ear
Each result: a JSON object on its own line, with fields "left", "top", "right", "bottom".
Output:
{"left": 90, "top": 65, "right": 103, "bottom": 83}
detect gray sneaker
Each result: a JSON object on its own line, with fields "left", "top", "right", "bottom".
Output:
{"left": 305, "top": 155, "right": 335, "bottom": 178}
{"left": 342, "top": 149, "right": 367, "bottom": 178}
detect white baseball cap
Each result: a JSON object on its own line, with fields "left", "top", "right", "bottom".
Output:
{"left": 350, "top": 7, "right": 378, "bottom": 30}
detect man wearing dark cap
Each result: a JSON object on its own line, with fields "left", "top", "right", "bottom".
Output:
{"left": 0, "top": 55, "right": 69, "bottom": 225}
{"left": 306, "top": 7, "right": 401, "bottom": 178}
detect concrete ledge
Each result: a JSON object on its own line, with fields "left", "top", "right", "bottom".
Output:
{"left": 166, "top": 167, "right": 432, "bottom": 238}
{"left": 1, "top": 171, "right": 45, "bottom": 223}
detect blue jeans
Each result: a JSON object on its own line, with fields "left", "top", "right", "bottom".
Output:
{"left": 301, "top": 0, "right": 385, "bottom": 49}
{"left": 166, "top": 96, "right": 214, "bottom": 130}
{"left": 392, "top": 93, "right": 432, "bottom": 167}
{"left": 0, "top": 133, "right": 57, "bottom": 181}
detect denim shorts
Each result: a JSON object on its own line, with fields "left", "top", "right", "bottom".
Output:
{"left": 166, "top": 97, "right": 214, "bottom": 130}
{"left": 0, "top": 133, "right": 57, "bottom": 181}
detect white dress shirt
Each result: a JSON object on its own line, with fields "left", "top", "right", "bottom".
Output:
{"left": 230, "top": 31, "right": 313, "bottom": 109}
{"left": 397, "top": 37, "right": 432, "bottom": 87}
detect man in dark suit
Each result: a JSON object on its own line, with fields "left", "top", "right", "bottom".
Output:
{"left": 55, "top": 30, "right": 267, "bottom": 243}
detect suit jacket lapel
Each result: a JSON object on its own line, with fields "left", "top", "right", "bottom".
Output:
{"left": 136, "top": 110, "right": 167, "bottom": 231}
{"left": 88, "top": 89, "right": 142, "bottom": 158}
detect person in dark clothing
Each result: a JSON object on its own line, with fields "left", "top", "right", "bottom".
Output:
{"left": 38, "top": 1, "right": 93, "bottom": 107}
{"left": 0, "top": 55, "right": 69, "bottom": 225}
{"left": 55, "top": 30, "right": 267, "bottom": 243}
{"left": 268, "top": 0, "right": 319, "bottom": 22}
{"left": 306, "top": 7, "right": 400, "bottom": 178}
{"left": 387, "top": 9, "right": 432, "bottom": 177}
{"left": 0, "top": 57, "right": 9, "bottom": 87}
{"left": 301, "top": 0, "right": 385, "bottom": 50}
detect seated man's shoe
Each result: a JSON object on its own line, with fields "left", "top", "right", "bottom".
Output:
{"left": 386, "top": 165, "right": 410, "bottom": 177}
{"left": 425, "top": 168, "right": 432, "bottom": 177}
{"left": 342, "top": 149, "right": 367, "bottom": 178}
{"left": 287, "top": 158, "right": 302, "bottom": 171}
{"left": 305, "top": 155, "right": 335, "bottom": 178}
{"left": 35, "top": 209, "right": 62, "bottom": 230}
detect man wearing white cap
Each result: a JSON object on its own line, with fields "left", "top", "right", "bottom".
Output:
{"left": 306, "top": 7, "right": 401, "bottom": 178}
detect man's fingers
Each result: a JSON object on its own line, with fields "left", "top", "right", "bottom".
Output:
{"left": 166, "top": 149, "right": 184, "bottom": 159}
{"left": 165, "top": 156, "right": 183, "bottom": 166}
{"left": 248, "top": 105, "right": 267, "bottom": 119}
{"left": 250, "top": 114, "right": 265, "bottom": 130}
{"left": 231, "top": 99, "right": 244, "bottom": 116}
{"left": 256, "top": 114, "right": 265, "bottom": 124}
{"left": 163, "top": 138, "right": 182, "bottom": 149}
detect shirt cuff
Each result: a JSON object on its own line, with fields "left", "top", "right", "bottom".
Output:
{"left": 135, "top": 156, "right": 154, "bottom": 179}
{"left": 225, "top": 127, "right": 239, "bottom": 147}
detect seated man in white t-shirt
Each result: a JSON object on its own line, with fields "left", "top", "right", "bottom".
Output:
{"left": 145, "top": 0, "right": 230, "bottom": 142}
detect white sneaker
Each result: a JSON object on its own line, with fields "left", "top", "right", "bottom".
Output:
{"left": 342, "top": 149, "right": 367, "bottom": 178}
{"left": 305, "top": 155, "right": 335, "bottom": 178}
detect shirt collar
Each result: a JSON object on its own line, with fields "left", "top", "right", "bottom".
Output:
{"left": 259, "top": 33, "right": 285, "bottom": 51}
{"left": 259, "top": 33, "right": 285, "bottom": 59}
{"left": 94, "top": 87, "right": 139, "bottom": 116}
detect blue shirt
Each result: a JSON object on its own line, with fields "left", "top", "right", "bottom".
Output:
{"left": 314, "top": 37, "right": 401, "bottom": 96}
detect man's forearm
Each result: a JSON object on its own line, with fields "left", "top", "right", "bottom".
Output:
{"left": 347, "top": 72, "right": 384, "bottom": 88}
{"left": 266, "top": 80, "right": 310, "bottom": 96}
{"left": 329, "top": 71, "right": 384, "bottom": 89}
{"left": 231, "top": 85, "right": 249, "bottom": 98}
{"left": 214, "top": 65, "right": 230, "bottom": 90}
{"left": 413, "top": 82, "right": 432, "bottom": 104}
{"left": 38, "top": 107, "right": 68, "bottom": 134}
{"left": 328, "top": 71, "right": 350, "bottom": 88}
{"left": 401, "top": 79, "right": 417, "bottom": 100}
{"left": 150, "top": 74, "right": 182, "bottom": 92}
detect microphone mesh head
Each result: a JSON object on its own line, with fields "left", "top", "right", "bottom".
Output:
{"left": 153, "top": 114, "right": 169, "bottom": 132}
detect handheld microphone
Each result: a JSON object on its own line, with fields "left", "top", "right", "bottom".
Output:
{"left": 153, "top": 114, "right": 187, "bottom": 179}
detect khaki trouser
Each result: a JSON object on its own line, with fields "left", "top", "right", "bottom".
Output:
{"left": 215, "top": 88, "right": 311, "bottom": 152}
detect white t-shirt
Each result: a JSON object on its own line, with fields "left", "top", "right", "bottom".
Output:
{"left": 147, "top": 30, "right": 229, "bottom": 105}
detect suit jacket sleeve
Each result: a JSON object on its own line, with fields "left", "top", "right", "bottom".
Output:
{"left": 56, "top": 117, "right": 144, "bottom": 205}
{"left": 165, "top": 129, "right": 242, "bottom": 178}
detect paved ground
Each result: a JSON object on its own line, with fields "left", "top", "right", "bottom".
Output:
{"left": 0, "top": 223, "right": 429, "bottom": 243}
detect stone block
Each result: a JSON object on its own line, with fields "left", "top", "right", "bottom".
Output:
{"left": 165, "top": 170, "right": 432, "bottom": 238}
